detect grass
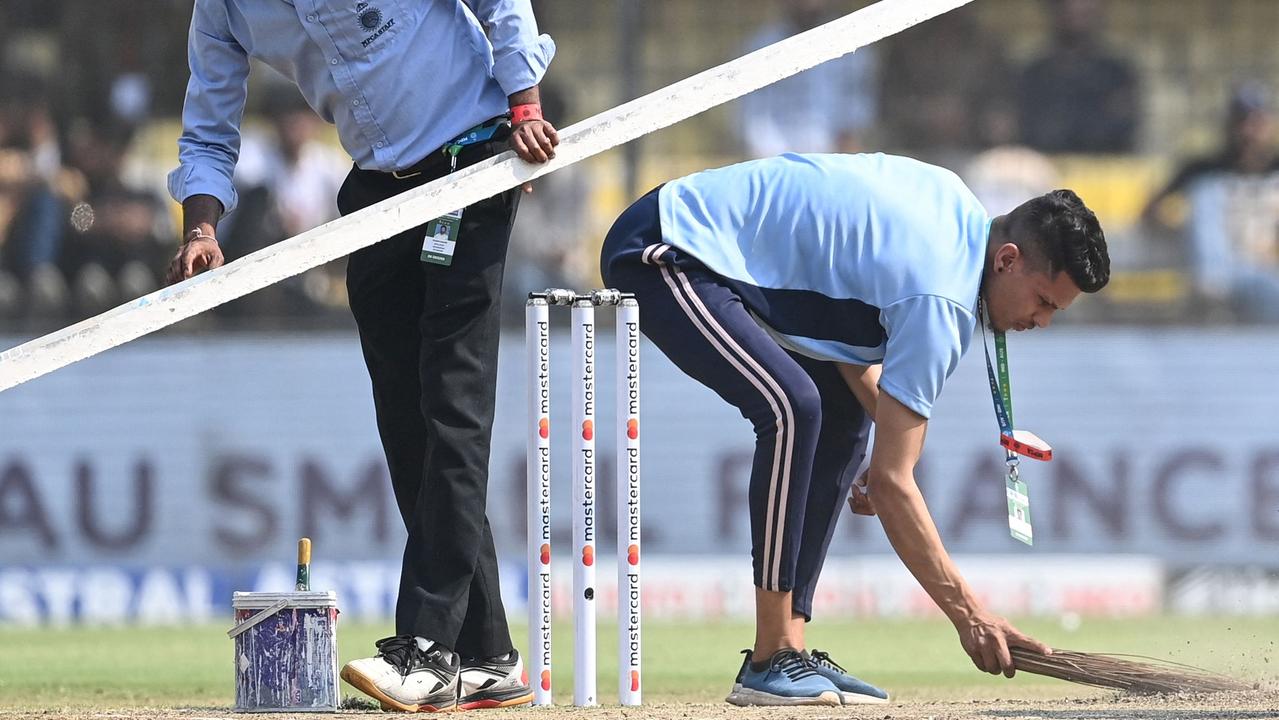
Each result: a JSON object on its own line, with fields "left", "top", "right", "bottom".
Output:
{"left": 0, "top": 616, "right": 1274, "bottom": 709}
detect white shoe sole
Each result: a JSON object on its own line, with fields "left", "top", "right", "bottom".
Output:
{"left": 838, "top": 690, "right": 891, "bottom": 705}
{"left": 725, "top": 686, "right": 841, "bottom": 707}
{"left": 341, "top": 663, "right": 457, "bottom": 713}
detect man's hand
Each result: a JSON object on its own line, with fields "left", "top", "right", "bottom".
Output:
{"left": 510, "top": 118, "right": 558, "bottom": 163}
{"left": 847, "top": 469, "right": 876, "bottom": 515}
{"left": 170, "top": 195, "right": 225, "bottom": 285}
{"left": 166, "top": 232, "right": 224, "bottom": 285}
{"left": 865, "top": 393, "right": 1050, "bottom": 679}
{"left": 955, "top": 609, "right": 1051, "bottom": 677}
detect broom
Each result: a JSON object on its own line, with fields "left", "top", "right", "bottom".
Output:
{"left": 1010, "top": 647, "right": 1253, "bottom": 694}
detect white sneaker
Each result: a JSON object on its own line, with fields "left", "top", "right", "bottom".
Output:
{"left": 341, "top": 636, "right": 459, "bottom": 712}
{"left": 458, "top": 649, "right": 534, "bottom": 709}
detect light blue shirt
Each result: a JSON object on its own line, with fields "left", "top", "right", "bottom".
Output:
{"left": 658, "top": 153, "right": 990, "bottom": 418}
{"left": 168, "top": 0, "right": 555, "bottom": 215}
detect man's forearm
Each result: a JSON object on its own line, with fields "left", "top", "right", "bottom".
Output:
{"left": 182, "top": 194, "right": 223, "bottom": 240}
{"left": 508, "top": 86, "right": 540, "bottom": 108}
{"left": 870, "top": 469, "right": 980, "bottom": 624}
{"left": 865, "top": 395, "right": 1047, "bottom": 674}
{"left": 837, "top": 362, "right": 880, "bottom": 417}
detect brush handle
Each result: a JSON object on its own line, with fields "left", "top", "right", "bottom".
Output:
{"left": 296, "top": 537, "right": 311, "bottom": 591}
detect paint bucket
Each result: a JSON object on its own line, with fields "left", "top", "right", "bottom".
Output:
{"left": 229, "top": 591, "right": 340, "bottom": 712}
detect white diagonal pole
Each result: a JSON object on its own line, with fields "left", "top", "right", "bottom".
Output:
{"left": 0, "top": 0, "right": 975, "bottom": 392}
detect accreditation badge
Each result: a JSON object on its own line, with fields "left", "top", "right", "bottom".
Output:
{"left": 1005, "top": 462, "right": 1033, "bottom": 545}
{"left": 421, "top": 209, "right": 462, "bottom": 266}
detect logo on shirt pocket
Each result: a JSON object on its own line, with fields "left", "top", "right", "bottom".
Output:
{"left": 359, "top": 6, "right": 383, "bottom": 29}
{"left": 355, "top": 2, "right": 395, "bottom": 48}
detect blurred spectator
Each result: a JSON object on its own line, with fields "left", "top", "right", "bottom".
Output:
{"left": 960, "top": 66, "right": 1060, "bottom": 219}
{"left": 1143, "top": 83, "right": 1279, "bottom": 322}
{"left": 963, "top": 146, "right": 1061, "bottom": 217}
{"left": 0, "top": 75, "right": 72, "bottom": 320}
{"left": 56, "top": 3, "right": 189, "bottom": 126}
{"left": 246, "top": 92, "right": 348, "bottom": 242}
{"left": 1018, "top": 0, "right": 1138, "bottom": 154}
{"left": 218, "top": 91, "right": 350, "bottom": 317}
{"left": 505, "top": 83, "right": 591, "bottom": 317}
{"left": 1144, "top": 84, "right": 1279, "bottom": 225}
{"left": 878, "top": 6, "right": 1015, "bottom": 160}
{"left": 736, "top": 0, "right": 879, "bottom": 157}
{"left": 60, "top": 119, "right": 172, "bottom": 316}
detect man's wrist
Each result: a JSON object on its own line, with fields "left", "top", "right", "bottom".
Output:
{"left": 184, "top": 228, "right": 217, "bottom": 245}
{"left": 941, "top": 592, "right": 983, "bottom": 626}
{"left": 510, "top": 103, "right": 543, "bottom": 124}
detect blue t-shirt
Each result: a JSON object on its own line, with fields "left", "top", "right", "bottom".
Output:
{"left": 657, "top": 153, "right": 989, "bottom": 418}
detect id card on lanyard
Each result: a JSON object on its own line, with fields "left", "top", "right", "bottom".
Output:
{"left": 978, "top": 300, "right": 1053, "bottom": 545}
{"left": 421, "top": 121, "right": 505, "bottom": 266}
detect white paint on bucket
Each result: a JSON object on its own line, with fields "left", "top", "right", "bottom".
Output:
{"left": 230, "top": 591, "right": 339, "bottom": 712}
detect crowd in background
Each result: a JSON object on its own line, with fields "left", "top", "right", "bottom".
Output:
{"left": 1, "top": 0, "right": 1278, "bottom": 333}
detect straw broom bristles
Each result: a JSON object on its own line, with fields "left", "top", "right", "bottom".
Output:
{"left": 1010, "top": 647, "right": 1253, "bottom": 694}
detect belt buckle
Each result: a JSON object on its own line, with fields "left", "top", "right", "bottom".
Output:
{"left": 391, "top": 168, "right": 422, "bottom": 180}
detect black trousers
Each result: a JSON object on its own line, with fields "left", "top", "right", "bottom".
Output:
{"left": 339, "top": 139, "right": 520, "bottom": 658}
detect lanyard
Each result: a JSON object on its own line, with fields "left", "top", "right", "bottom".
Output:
{"left": 979, "top": 299, "right": 1036, "bottom": 546}
{"left": 977, "top": 299, "right": 1019, "bottom": 466}
{"left": 445, "top": 120, "right": 504, "bottom": 158}
{"left": 978, "top": 299, "right": 1045, "bottom": 546}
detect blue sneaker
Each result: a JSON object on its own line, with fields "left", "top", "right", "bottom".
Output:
{"left": 806, "top": 649, "right": 890, "bottom": 704}
{"left": 725, "top": 649, "right": 841, "bottom": 706}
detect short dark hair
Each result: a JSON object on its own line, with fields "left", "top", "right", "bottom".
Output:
{"left": 1006, "top": 189, "right": 1110, "bottom": 293}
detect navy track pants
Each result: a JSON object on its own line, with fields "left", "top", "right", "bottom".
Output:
{"left": 600, "top": 188, "right": 872, "bottom": 619}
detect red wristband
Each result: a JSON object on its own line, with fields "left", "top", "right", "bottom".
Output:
{"left": 510, "top": 103, "right": 543, "bottom": 124}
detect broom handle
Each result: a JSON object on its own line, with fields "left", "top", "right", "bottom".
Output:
{"left": 297, "top": 537, "right": 311, "bottom": 591}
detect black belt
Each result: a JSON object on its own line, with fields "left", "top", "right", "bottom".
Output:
{"left": 374, "top": 116, "right": 512, "bottom": 181}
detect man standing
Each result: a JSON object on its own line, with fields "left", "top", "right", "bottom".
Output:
{"left": 600, "top": 153, "right": 1109, "bottom": 705}
{"left": 165, "top": 1, "right": 558, "bottom": 711}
